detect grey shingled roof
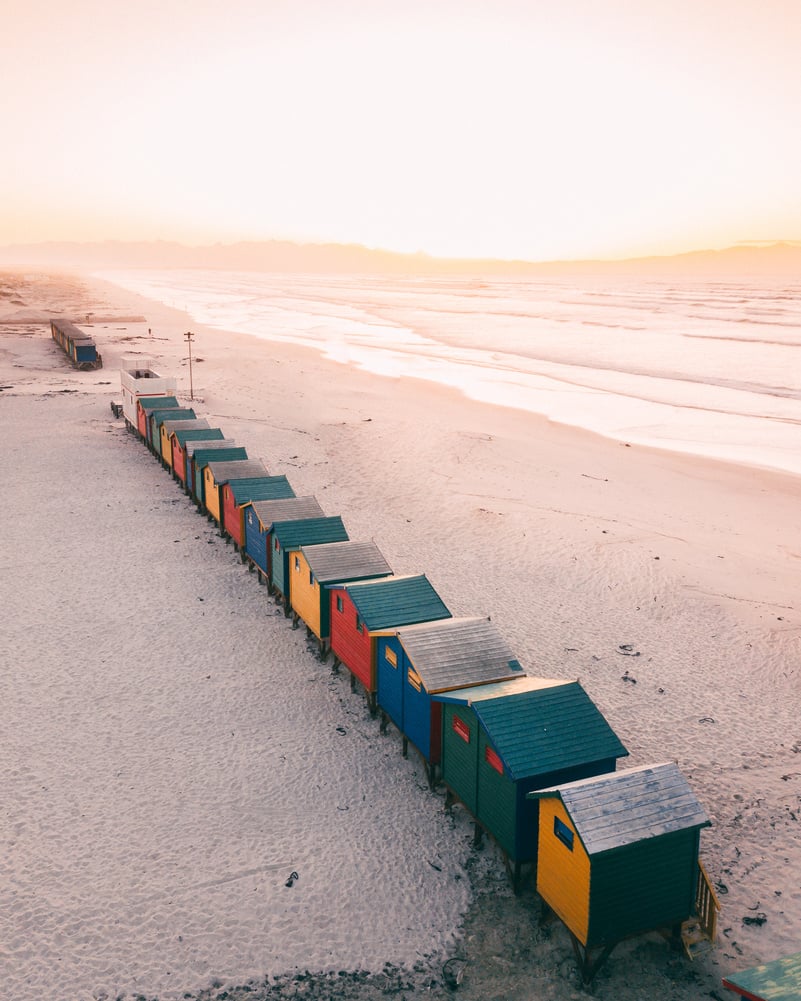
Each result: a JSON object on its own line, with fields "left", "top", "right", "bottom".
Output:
{"left": 160, "top": 418, "right": 210, "bottom": 435}
{"left": 249, "top": 496, "right": 324, "bottom": 530}
{"left": 205, "top": 459, "right": 268, "bottom": 483}
{"left": 392, "top": 616, "right": 525, "bottom": 693}
{"left": 532, "top": 762, "right": 710, "bottom": 856}
{"left": 185, "top": 439, "right": 238, "bottom": 456}
{"left": 302, "top": 540, "right": 392, "bottom": 584}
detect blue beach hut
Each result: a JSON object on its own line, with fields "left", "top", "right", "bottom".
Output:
{"left": 242, "top": 496, "right": 324, "bottom": 582}
{"left": 374, "top": 616, "right": 525, "bottom": 777}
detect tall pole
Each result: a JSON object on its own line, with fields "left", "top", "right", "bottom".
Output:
{"left": 184, "top": 330, "right": 194, "bottom": 401}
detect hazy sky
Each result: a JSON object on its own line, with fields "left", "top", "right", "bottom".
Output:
{"left": 4, "top": 0, "right": 801, "bottom": 261}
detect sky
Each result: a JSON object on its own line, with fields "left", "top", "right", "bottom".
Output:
{"left": 3, "top": 0, "right": 801, "bottom": 262}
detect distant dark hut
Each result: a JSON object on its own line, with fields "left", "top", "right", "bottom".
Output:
{"left": 290, "top": 540, "right": 393, "bottom": 658}
{"left": 242, "top": 496, "right": 325, "bottom": 584}
{"left": 328, "top": 574, "right": 452, "bottom": 713}
{"left": 202, "top": 459, "right": 267, "bottom": 524}
{"left": 186, "top": 441, "right": 245, "bottom": 502}
{"left": 722, "top": 951, "right": 801, "bottom": 1001}
{"left": 374, "top": 616, "right": 524, "bottom": 780}
{"left": 171, "top": 428, "right": 225, "bottom": 486}
{"left": 529, "top": 762, "right": 715, "bottom": 982}
{"left": 434, "top": 677, "right": 628, "bottom": 890}
{"left": 159, "top": 418, "right": 209, "bottom": 469}
{"left": 50, "top": 319, "right": 102, "bottom": 369}
{"left": 221, "top": 475, "right": 295, "bottom": 551}
{"left": 137, "top": 395, "right": 179, "bottom": 442}
{"left": 269, "top": 516, "right": 349, "bottom": 610}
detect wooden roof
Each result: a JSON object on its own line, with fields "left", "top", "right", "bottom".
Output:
{"left": 249, "top": 496, "right": 324, "bottom": 530}
{"left": 185, "top": 439, "right": 239, "bottom": 457}
{"left": 385, "top": 616, "right": 525, "bottom": 693}
{"left": 272, "top": 516, "right": 349, "bottom": 549}
{"left": 160, "top": 418, "right": 209, "bottom": 435}
{"left": 301, "top": 539, "right": 392, "bottom": 584}
{"left": 437, "top": 679, "right": 628, "bottom": 782}
{"left": 337, "top": 574, "right": 451, "bottom": 631}
{"left": 205, "top": 459, "right": 268, "bottom": 483}
{"left": 530, "top": 762, "right": 710, "bottom": 856}
{"left": 228, "top": 476, "right": 295, "bottom": 505}
{"left": 722, "top": 951, "right": 801, "bottom": 1001}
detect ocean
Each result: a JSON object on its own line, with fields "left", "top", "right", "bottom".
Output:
{"left": 99, "top": 269, "right": 801, "bottom": 477}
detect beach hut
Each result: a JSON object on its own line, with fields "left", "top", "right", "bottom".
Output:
{"left": 290, "top": 540, "right": 393, "bottom": 658}
{"left": 203, "top": 459, "right": 268, "bottom": 525}
{"left": 328, "top": 574, "right": 452, "bottom": 712}
{"left": 171, "top": 428, "right": 225, "bottom": 485}
{"left": 242, "top": 496, "right": 324, "bottom": 583}
{"left": 186, "top": 441, "right": 244, "bottom": 502}
{"left": 119, "top": 356, "right": 176, "bottom": 431}
{"left": 434, "top": 677, "right": 628, "bottom": 889}
{"left": 50, "top": 319, "right": 102, "bottom": 369}
{"left": 529, "top": 762, "right": 714, "bottom": 982}
{"left": 221, "top": 475, "right": 295, "bottom": 551}
{"left": 374, "top": 616, "right": 525, "bottom": 778}
{"left": 148, "top": 407, "right": 196, "bottom": 456}
{"left": 270, "top": 517, "right": 349, "bottom": 611}
{"left": 159, "top": 418, "right": 209, "bottom": 468}
{"left": 136, "top": 395, "right": 180, "bottom": 441}
{"left": 722, "top": 951, "right": 801, "bottom": 1000}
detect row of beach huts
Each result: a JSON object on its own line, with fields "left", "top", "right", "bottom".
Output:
{"left": 117, "top": 353, "right": 722, "bottom": 986}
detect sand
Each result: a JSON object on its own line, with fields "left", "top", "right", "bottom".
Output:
{"left": 1, "top": 269, "right": 799, "bottom": 1001}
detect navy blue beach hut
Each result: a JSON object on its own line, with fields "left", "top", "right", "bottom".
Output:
{"left": 328, "top": 574, "right": 452, "bottom": 713}
{"left": 243, "top": 496, "right": 324, "bottom": 583}
{"left": 434, "top": 677, "right": 629, "bottom": 889}
{"left": 374, "top": 616, "right": 525, "bottom": 778}
{"left": 270, "top": 516, "right": 349, "bottom": 611}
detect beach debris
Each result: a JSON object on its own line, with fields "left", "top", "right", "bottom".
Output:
{"left": 428, "top": 860, "right": 442, "bottom": 871}
{"left": 285, "top": 870, "right": 299, "bottom": 888}
{"left": 335, "top": 725, "right": 347, "bottom": 735}
{"left": 617, "top": 644, "right": 640, "bottom": 656}
{"left": 742, "top": 911, "right": 767, "bottom": 927}
{"left": 621, "top": 670, "right": 637, "bottom": 684}
{"left": 442, "top": 957, "right": 466, "bottom": 990}
{"left": 699, "top": 716, "right": 716, "bottom": 724}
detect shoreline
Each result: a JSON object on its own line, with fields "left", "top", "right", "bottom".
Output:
{"left": 94, "top": 267, "right": 801, "bottom": 479}
{"left": 2, "top": 268, "right": 800, "bottom": 1001}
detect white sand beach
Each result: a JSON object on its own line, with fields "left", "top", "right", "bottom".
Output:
{"left": 1, "top": 270, "right": 799, "bottom": 1001}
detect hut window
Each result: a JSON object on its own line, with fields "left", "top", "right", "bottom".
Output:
{"left": 554, "top": 816, "right": 574, "bottom": 851}
{"left": 452, "top": 715, "right": 471, "bottom": 743}
{"left": 336, "top": 595, "right": 344, "bottom": 613}
{"left": 274, "top": 538, "right": 280, "bottom": 552}
{"left": 385, "top": 647, "right": 397, "bottom": 668}
{"left": 356, "top": 615, "right": 364, "bottom": 634}
{"left": 309, "top": 570, "right": 315, "bottom": 586}
{"left": 294, "top": 555, "right": 300, "bottom": 571}
{"left": 484, "top": 745, "right": 504, "bottom": 776}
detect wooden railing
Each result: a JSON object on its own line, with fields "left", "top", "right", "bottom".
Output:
{"left": 695, "top": 859, "right": 721, "bottom": 943}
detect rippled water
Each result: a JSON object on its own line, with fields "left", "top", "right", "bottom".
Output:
{"left": 100, "top": 269, "right": 801, "bottom": 476}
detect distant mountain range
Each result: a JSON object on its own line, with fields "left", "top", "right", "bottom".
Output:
{"left": 1, "top": 237, "right": 800, "bottom": 276}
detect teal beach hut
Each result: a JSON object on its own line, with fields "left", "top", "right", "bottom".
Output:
{"left": 434, "top": 676, "right": 628, "bottom": 889}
